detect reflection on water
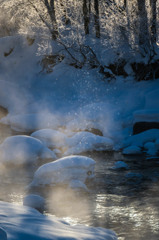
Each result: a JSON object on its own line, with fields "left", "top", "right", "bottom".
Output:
{"left": 0, "top": 147, "right": 159, "bottom": 239}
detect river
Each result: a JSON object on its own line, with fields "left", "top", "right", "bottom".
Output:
{"left": 0, "top": 123, "right": 159, "bottom": 239}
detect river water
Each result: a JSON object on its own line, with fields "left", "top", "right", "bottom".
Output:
{"left": 0, "top": 125, "right": 159, "bottom": 239}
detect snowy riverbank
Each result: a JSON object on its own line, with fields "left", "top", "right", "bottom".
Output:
{"left": 0, "top": 201, "right": 117, "bottom": 240}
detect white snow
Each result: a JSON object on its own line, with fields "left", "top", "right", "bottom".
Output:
{"left": 0, "top": 80, "right": 33, "bottom": 114}
{"left": 64, "top": 131, "right": 114, "bottom": 155}
{"left": 0, "top": 113, "right": 63, "bottom": 132}
{"left": 0, "top": 201, "right": 117, "bottom": 240}
{"left": 123, "top": 129, "right": 159, "bottom": 148}
{"left": 29, "top": 155, "right": 95, "bottom": 189}
{"left": 0, "top": 135, "right": 56, "bottom": 165}
{"left": 31, "top": 128, "right": 67, "bottom": 148}
{"left": 66, "top": 102, "right": 122, "bottom": 140}
{"left": 111, "top": 161, "right": 129, "bottom": 170}
{"left": 144, "top": 142, "right": 157, "bottom": 156}
{"left": 145, "top": 89, "right": 159, "bottom": 109}
{"left": 122, "top": 146, "right": 142, "bottom": 155}
{"left": 123, "top": 129, "right": 159, "bottom": 155}
{"left": 23, "top": 194, "right": 45, "bottom": 212}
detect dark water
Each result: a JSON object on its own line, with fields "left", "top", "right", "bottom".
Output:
{"left": 1, "top": 149, "right": 159, "bottom": 240}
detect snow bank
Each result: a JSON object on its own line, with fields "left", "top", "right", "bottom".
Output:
{"left": 0, "top": 80, "right": 32, "bottom": 114}
{"left": 64, "top": 131, "right": 114, "bottom": 155}
{"left": 29, "top": 155, "right": 95, "bottom": 190}
{"left": 31, "top": 128, "right": 67, "bottom": 148}
{"left": 0, "top": 135, "right": 56, "bottom": 165}
{"left": 0, "top": 113, "right": 63, "bottom": 132}
{"left": 0, "top": 201, "right": 117, "bottom": 240}
{"left": 0, "top": 35, "right": 41, "bottom": 84}
{"left": 145, "top": 88, "right": 159, "bottom": 109}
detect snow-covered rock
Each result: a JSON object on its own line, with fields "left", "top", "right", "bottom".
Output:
{"left": 0, "top": 201, "right": 117, "bottom": 240}
{"left": 122, "top": 146, "right": 142, "bottom": 155}
{"left": 155, "top": 138, "right": 159, "bottom": 151}
{"left": 64, "top": 131, "right": 114, "bottom": 155}
{"left": 123, "top": 129, "right": 159, "bottom": 148}
{"left": 111, "top": 161, "right": 129, "bottom": 170}
{"left": 66, "top": 102, "right": 121, "bottom": 140}
{"left": 68, "top": 179, "right": 89, "bottom": 191}
{"left": 29, "top": 155, "right": 95, "bottom": 190}
{"left": 0, "top": 135, "right": 56, "bottom": 165}
{"left": 23, "top": 194, "right": 45, "bottom": 213}
{"left": 144, "top": 142, "right": 157, "bottom": 156}
{"left": 125, "top": 172, "right": 143, "bottom": 180}
{"left": 31, "top": 129, "right": 67, "bottom": 148}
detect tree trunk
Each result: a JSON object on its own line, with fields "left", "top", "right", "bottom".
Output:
{"left": 59, "top": 0, "right": 70, "bottom": 25}
{"left": 83, "top": 0, "right": 89, "bottom": 35}
{"left": 44, "top": 0, "right": 58, "bottom": 39}
{"left": 94, "top": 0, "right": 100, "bottom": 38}
{"left": 137, "top": 0, "right": 150, "bottom": 53}
{"left": 150, "top": 0, "right": 157, "bottom": 45}
{"left": 124, "top": 0, "right": 127, "bottom": 8}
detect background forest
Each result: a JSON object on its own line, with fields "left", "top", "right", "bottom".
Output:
{"left": 1, "top": 0, "right": 159, "bottom": 81}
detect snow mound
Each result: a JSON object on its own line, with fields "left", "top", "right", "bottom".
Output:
{"left": 123, "top": 129, "right": 159, "bottom": 148}
{"left": 23, "top": 194, "right": 45, "bottom": 213}
{"left": 64, "top": 131, "right": 114, "bottom": 155}
{"left": 0, "top": 201, "right": 117, "bottom": 240}
{"left": 125, "top": 172, "right": 143, "bottom": 180}
{"left": 31, "top": 128, "right": 67, "bottom": 148}
{"left": 111, "top": 161, "right": 129, "bottom": 170}
{"left": 122, "top": 146, "right": 142, "bottom": 155}
{"left": 144, "top": 142, "right": 157, "bottom": 156}
{"left": 29, "top": 155, "right": 95, "bottom": 190}
{"left": 122, "top": 129, "right": 159, "bottom": 156}
{"left": 0, "top": 135, "right": 56, "bottom": 165}
{"left": 66, "top": 102, "right": 121, "bottom": 139}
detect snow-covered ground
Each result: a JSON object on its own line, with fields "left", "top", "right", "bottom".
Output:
{"left": 0, "top": 201, "right": 117, "bottom": 240}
